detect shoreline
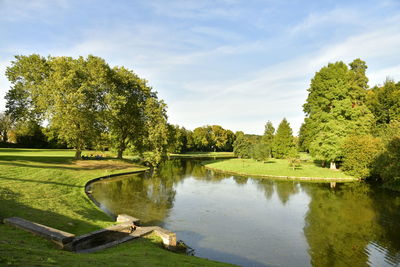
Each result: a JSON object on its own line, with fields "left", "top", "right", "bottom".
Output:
{"left": 204, "top": 165, "right": 359, "bottom": 182}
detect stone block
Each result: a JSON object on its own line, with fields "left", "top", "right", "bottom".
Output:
{"left": 4, "top": 217, "right": 75, "bottom": 248}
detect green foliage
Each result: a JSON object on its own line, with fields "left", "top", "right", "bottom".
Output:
{"left": 374, "top": 137, "right": 400, "bottom": 183}
{"left": 12, "top": 120, "right": 48, "bottom": 148}
{"left": 273, "top": 118, "right": 295, "bottom": 159}
{"left": 341, "top": 135, "right": 383, "bottom": 179}
{"left": 233, "top": 131, "right": 252, "bottom": 158}
{"left": 262, "top": 121, "right": 275, "bottom": 157}
{"left": 367, "top": 80, "right": 400, "bottom": 125}
{"left": 191, "top": 125, "right": 234, "bottom": 152}
{"left": 301, "top": 59, "right": 374, "bottom": 165}
{"left": 104, "top": 66, "right": 152, "bottom": 158}
{"left": 5, "top": 54, "right": 169, "bottom": 161}
{"left": 143, "top": 98, "right": 169, "bottom": 167}
{"left": 252, "top": 143, "right": 269, "bottom": 162}
{"left": 0, "top": 112, "right": 12, "bottom": 142}
{"left": 287, "top": 147, "right": 301, "bottom": 170}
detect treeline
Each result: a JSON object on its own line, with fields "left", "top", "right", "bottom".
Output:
{"left": 167, "top": 124, "right": 235, "bottom": 153}
{"left": 233, "top": 118, "right": 298, "bottom": 162}
{"left": 299, "top": 59, "right": 400, "bottom": 188}
{"left": 2, "top": 54, "right": 168, "bottom": 166}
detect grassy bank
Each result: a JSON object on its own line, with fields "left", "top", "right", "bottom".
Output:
{"left": 0, "top": 148, "right": 231, "bottom": 266}
{"left": 169, "top": 152, "right": 235, "bottom": 158}
{"left": 204, "top": 158, "right": 357, "bottom": 181}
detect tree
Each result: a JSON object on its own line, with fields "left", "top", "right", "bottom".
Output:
{"left": 143, "top": 98, "right": 169, "bottom": 168}
{"left": 341, "top": 135, "right": 383, "bottom": 179}
{"left": 287, "top": 146, "right": 301, "bottom": 170}
{"left": 252, "top": 143, "right": 269, "bottom": 162}
{"left": 5, "top": 54, "right": 50, "bottom": 122}
{"left": 13, "top": 120, "right": 48, "bottom": 148}
{"left": 273, "top": 118, "right": 295, "bottom": 159}
{"left": 374, "top": 137, "right": 400, "bottom": 184}
{"left": 233, "top": 131, "right": 252, "bottom": 158}
{"left": 6, "top": 55, "right": 110, "bottom": 159}
{"left": 0, "top": 112, "right": 12, "bottom": 142}
{"left": 366, "top": 79, "right": 400, "bottom": 125}
{"left": 302, "top": 59, "right": 374, "bottom": 169}
{"left": 104, "top": 67, "right": 152, "bottom": 159}
{"left": 262, "top": 121, "right": 275, "bottom": 157}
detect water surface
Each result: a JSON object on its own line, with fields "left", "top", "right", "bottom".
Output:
{"left": 90, "top": 159, "right": 400, "bottom": 267}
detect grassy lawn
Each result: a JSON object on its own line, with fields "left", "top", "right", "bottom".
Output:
{"left": 0, "top": 148, "right": 231, "bottom": 266}
{"left": 204, "top": 158, "right": 357, "bottom": 181}
{"left": 169, "top": 151, "right": 235, "bottom": 158}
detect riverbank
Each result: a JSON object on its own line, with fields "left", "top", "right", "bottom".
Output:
{"left": 169, "top": 152, "right": 235, "bottom": 158}
{"left": 0, "top": 148, "right": 231, "bottom": 266}
{"left": 204, "top": 158, "right": 358, "bottom": 181}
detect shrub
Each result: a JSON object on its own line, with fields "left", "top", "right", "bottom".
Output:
{"left": 341, "top": 135, "right": 383, "bottom": 179}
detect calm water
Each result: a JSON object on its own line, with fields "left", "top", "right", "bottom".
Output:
{"left": 90, "top": 159, "right": 400, "bottom": 267}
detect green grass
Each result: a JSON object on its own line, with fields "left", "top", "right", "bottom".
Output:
{"left": 204, "top": 158, "right": 357, "bottom": 181}
{"left": 169, "top": 151, "right": 235, "bottom": 158}
{"left": 0, "top": 148, "right": 232, "bottom": 266}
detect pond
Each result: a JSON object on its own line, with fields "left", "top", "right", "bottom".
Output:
{"left": 90, "top": 159, "right": 400, "bottom": 267}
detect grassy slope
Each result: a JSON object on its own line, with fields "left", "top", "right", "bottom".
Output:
{"left": 0, "top": 148, "right": 231, "bottom": 267}
{"left": 204, "top": 158, "right": 356, "bottom": 180}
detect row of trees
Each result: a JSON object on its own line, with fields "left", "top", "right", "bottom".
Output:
{"left": 3, "top": 54, "right": 168, "bottom": 166}
{"left": 299, "top": 59, "right": 400, "bottom": 185}
{"left": 167, "top": 124, "right": 235, "bottom": 153}
{"left": 233, "top": 118, "right": 297, "bottom": 162}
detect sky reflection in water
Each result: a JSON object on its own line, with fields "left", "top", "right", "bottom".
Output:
{"left": 91, "top": 159, "right": 400, "bottom": 267}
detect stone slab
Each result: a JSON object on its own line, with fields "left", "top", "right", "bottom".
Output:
{"left": 116, "top": 214, "right": 140, "bottom": 224}
{"left": 4, "top": 217, "right": 75, "bottom": 247}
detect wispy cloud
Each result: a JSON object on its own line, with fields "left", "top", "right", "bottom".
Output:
{"left": 1, "top": 0, "right": 400, "bottom": 135}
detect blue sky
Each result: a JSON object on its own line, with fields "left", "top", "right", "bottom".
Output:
{"left": 1, "top": 0, "right": 400, "bottom": 134}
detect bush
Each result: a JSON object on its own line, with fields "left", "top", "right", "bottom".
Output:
{"left": 374, "top": 137, "right": 400, "bottom": 182}
{"left": 341, "top": 135, "right": 383, "bottom": 179}
{"left": 252, "top": 143, "right": 269, "bottom": 162}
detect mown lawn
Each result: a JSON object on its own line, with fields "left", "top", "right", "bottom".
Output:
{"left": 169, "top": 151, "right": 235, "bottom": 158}
{"left": 0, "top": 148, "right": 232, "bottom": 266}
{"left": 204, "top": 158, "right": 356, "bottom": 180}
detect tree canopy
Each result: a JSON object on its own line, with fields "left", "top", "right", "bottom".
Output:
{"left": 5, "top": 54, "right": 168, "bottom": 165}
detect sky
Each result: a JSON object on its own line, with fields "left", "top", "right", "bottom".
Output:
{"left": 1, "top": 0, "right": 400, "bottom": 135}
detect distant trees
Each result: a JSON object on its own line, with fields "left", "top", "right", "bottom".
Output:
{"left": 4, "top": 54, "right": 168, "bottom": 166}
{"left": 0, "top": 112, "right": 12, "bottom": 142}
{"left": 190, "top": 125, "right": 234, "bottom": 152}
{"left": 233, "top": 118, "right": 297, "bottom": 164}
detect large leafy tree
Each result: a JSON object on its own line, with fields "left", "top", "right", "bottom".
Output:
{"left": 44, "top": 56, "right": 110, "bottom": 159}
{"left": 273, "top": 118, "right": 295, "bottom": 159}
{"left": 301, "top": 59, "right": 374, "bottom": 168}
{"left": 6, "top": 55, "right": 109, "bottom": 158}
{"left": 104, "top": 67, "right": 152, "bottom": 159}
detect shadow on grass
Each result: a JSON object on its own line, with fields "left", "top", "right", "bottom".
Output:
{"left": 0, "top": 176, "right": 82, "bottom": 188}
{"left": 0, "top": 188, "right": 110, "bottom": 235}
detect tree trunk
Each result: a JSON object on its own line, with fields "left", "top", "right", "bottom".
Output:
{"left": 117, "top": 149, "right": 123, "bottom": 159}
{"left": 330, "top": 161, "right": 337, "bottom": 170}
{"left": 321, "top": 161, "right": 326, "bottom": 167}
{"left": 75, "top": 149, "right": 82, "bottom": 160}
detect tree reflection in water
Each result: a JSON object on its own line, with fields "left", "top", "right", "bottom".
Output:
{"left": 90, "top": 159, "right": 400, "bottom": 266}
